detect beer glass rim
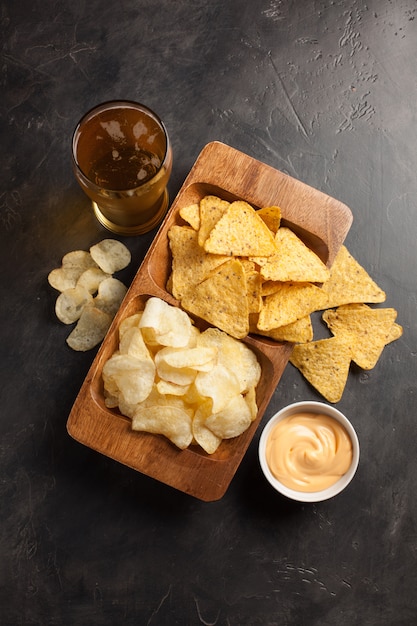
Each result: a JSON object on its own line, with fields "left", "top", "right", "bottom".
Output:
{"left": 71, "top": 100, "right": 171, "bottom": 195}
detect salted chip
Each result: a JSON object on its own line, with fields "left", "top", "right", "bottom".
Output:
{"left": 204, "top": 200, "right": 278, "bottom": 257}
{"left": 322, "top": 304, "right": 398, "bottom": 370}
{"left": 181, "top": 259, "right": 250, "bottom": 339}
{"left": 132, "top": 404, "right": 193, "bottom": 450}
{"left": 139, "top": 297, "right": 193, "bottom": 347}
{"left": 167, "top": 226, "right": 229, "bottom": 300}
{"left": 253, "top": 314, "right": 313, "bottom": 344}
{"left": 198, "top": 195, "right": 230, "bottom": 247}
{"left": 192, "top": 401, "right": 222, "bottom": 454}
{"left": 179, "top": 203, "right": 200, "bottom": 230}
{"left": 103, "top": 352, "right": 155, "bottom": 405}
{"left": 256, "top": 205, "right": 282, "bottom": 234}
{"left": 90, "top": 239, "right": 131, "bottom": 274}
{"left": 48, "top": 250, "right": 98, "bottom": 292}
{"left": 76, "top": 267, "right": 110, "bottom": 294}
{"left": 156, "top": 380, "right": 190, "bottom": 396}
{"left": 197, "top": 327, "right": 261, "bottom": 393}
{"left": 244, "top": 386, "right": 258, "bottom": 421}
{"left": 205, "top": 394, "right": 253, "bottom": 439}
{"left": 257, "top": 282, "right": 327, "bottom": 330}
{"left": 256, "top": 227, "right": 330, "bottom": 283}
{"left": 195, "top": 363, "right": 240, "bottom": 413}
{"left": 119, "top": 326, "right": 152, "bottom": 361}
{"left": 94, "top": 277, "right": 127, "bottom": 317}
{"left": 66, "top": 305, "right": 112, "bottom": 352}
{"left": 386, "top": 322, "right": 403, "bottom": 344}
{"left": 118, "top": 313, "right": 143, "bottom": 340}
{"left": 321, "top": 245, "right": 386, "bottom": 307}
{"left": 245, "top": 269, "right": 263, "bottom": 314}
{"left": 55, "top": 285, "right": 93, "bottom": 324}
{"left": 290, "top": 336, "right": 352, "bottom": 403}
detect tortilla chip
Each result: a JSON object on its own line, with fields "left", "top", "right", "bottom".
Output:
{"left": 322, "top": 303, "right": 398, "bottom": 369}
{"left": 257, "top": 205, "right": 282, "bottom": 234}
{"left": 168, "top": 226, "right": 229, "bottom": 300}
{"left": 257, "top": 282, "right": 328, "bottom": 330}
{"left": 198, "top": 195, "right": 230, "bottom": 247}
{"left": 181, "top": 259, "right": 249, "bottom": 339}
{"left": 386, "top": 322, "right": 403, "bottom": 344}
{"left": 253, "top": 314, "right": 313, "bottom": 343}
{"left": 204, "top": 201, "right": 278, "bottom": 257}
{"left": 179, "top": 203, "right": 200, "bottom": 230}
{"left": 321, "top": 246, "right": 386, "bottom": 307}
{"left": 245, "top": 269, "right": 263, "bottom": 314}
{"left": 289, "top": 336, "right": 352, "bottom": 403}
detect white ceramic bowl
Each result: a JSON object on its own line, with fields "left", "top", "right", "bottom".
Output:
{"left": 258, "top": 401, "right": 360, "bottom": 502}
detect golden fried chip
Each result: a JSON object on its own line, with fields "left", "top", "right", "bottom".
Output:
{"left": 195, "top": 363, "right": 240, "bottom": 413}
{"left": 181, "top": 259, "right": 250, "bottom": 339}
{"left": 76, "top": 267, "right": 110, "bottom": 293}
{"left": 66, "top": 305, "right": 112, "bottom": 352}
{"left": 253, "top": 314, "right": 313, "bottom": 343}
{"left": 132, "top": 404, "right": 193, "bottom": 450}
{"left": 103, "top": 352, "right": 155, "bottom": 405}
{"left": 322, "top": 304, "right": 398, "bottom": 370}
{"left": 198, "top": 195, "right": 230, "bottom": 247}
{"left": 55, "top": 285, "right": 93, "bottom": 324}
{"left": 90, "top": 239, "right": 131, "bottom": 274}
{"left": 48, "top": 250, "right": 98, "bottom": 292}
{"left": 204, "top": 201, "right": 278, "bottom": 257}
{"left": 256, "top": 205, "right": 282, "bottom": 234}
{"left": 168, "top": 226, "right": 229, "bottom": 300}
{"left": 289, "top": 336, "right": 352, "bottom": 403}
{"left": 386, "top": 322, "right": 403, "bottom": 344}
{"left": 321, "top": 246, "right": 386, "bottom": 307}
{"left": 139, "top": 296, "right": 193, "bottom": 348}
{"left": 256, "top": 227, "right": 330, "bottom": 283}
{"left": 192, "top": 400, "right": 222, "bottom": 454}
{"left": 257, "top": 282, "right": 327, "bottom": 330}
{"left": 93, "top": 277, "right": 127, "bottom": 317}
{"left": 179, "top": 203, "right": 200, "bottom": 230}
{"left": 205, "top": 394, "right": 253, "bottom": 439}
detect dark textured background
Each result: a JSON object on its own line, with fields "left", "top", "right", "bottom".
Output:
{"left": 1, "top": 1, "right": 416, "bottom": 624}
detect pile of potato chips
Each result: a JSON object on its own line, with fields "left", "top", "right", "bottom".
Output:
{"left": 48, "top": 239, "right": 131, "bottom": 351}
{"left": 102, "top": 297, "right": 261, "bottom": 453}
{"left": 168, "top": 195, "right": 402, "bottom": 403}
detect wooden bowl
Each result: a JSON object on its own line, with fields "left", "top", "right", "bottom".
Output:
{"left": 67, "top": 141, "right": 353, "bottom": 501}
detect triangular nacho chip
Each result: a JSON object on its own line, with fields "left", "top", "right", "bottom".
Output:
{"left": 198, "top": 195, "right": 230, "bottom": 247}
{"left": 204, "top": 201, "right": 278, "bottom": 257}
{"left": 168, "top": 226, "right": 229, "bottom": 300}
{"left": 321, "top": 245, "right": 386, "bottom": 307}
{"left": 257, "top": 227, "right": 330, "bottom": 283}
{"left": 181, "top": 259, "right": 249, "bottom": 339}
{"left": 252, "top": 314, "right": 313, "bottom": 344}
{"left": 179, "top": 203, "right": 200, "bottom": 230}
{"left": 322, "top": 303, "right": 398, "bottom": 370}
{"left": 289, "top": 336, "right": 352, "bottom": 403}
{"left": 257, "top": 282, "right": 328, "bottom": 330}
{"left": 256, "top": 205, "right": 282, "bottom": 234}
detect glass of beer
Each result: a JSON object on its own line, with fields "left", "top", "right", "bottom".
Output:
{"left": 72, "top": 101, "right": 173, "bottom": 235}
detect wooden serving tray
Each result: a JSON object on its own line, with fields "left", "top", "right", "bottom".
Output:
{"left": 67, "top": 141, "right": 353, "bottom": 501}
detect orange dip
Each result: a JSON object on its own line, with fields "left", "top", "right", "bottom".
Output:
{"left": 265, "top": 412, "right": 353, "bottom": 492}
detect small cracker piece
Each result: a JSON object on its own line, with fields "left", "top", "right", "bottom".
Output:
{"left": 203, "top": 200, "right": 278, "bottom": 257}
{"left": 321, "top": 245, "right": 386, "bottom": 307}
{"left": 181, "top": 259, "right": 250, "bottom": 339}
{"left": 290, "top": 336, "right": 353, "bottom": 403}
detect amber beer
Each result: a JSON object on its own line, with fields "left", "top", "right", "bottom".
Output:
{"left": 72, "top": 101, "right": 173, "bottom": 235}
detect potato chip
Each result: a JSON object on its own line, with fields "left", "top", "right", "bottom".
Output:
{"left": 94, "top": 277, "right": 127, "bottom": 317}
{"left": 257, "top": 282, "right": 327, "bottom": 330}
{"left": 118, "top": 313, "right": 143, "bottom": 340}
{"left": 156, "top": 380, "right": 190, "bottom": 396}
{"left": 139, "top": 296, "right": 193, "bottom": 347}
{"left": 205, "top": 393, "right": 253, "bottom": 439}
{"left": 90, "top": 239, "right": 131, "bottom": 274}
{"left": 48, "top": 250, "right": 98, "bottom": 292}
{"left": 204, "top": 200, "right": 278, "bottom": 257}
{"left": 198, "top": 195, "right": 230, "bottom": 247}
{"left": 119, "top": 326, "right": 151, "bottom": 361}
{"left": 66, "top": 305, "right": 112, "bottom": 352}
{"left": 155, "top": 348, "right": 199, "bottom": 386}
{"left": 256, "top": 205, "right": 282, "bottom": 234}
{"left": 181, "top": 259, "right": 250, "bottom": 339}
{"left": 168, "top": 226, "right": 229, "bottom": 300}
{"left": 103, "top": 352, "right": 155, "bottom": 405}
{"left": 244, "top": 386, "right": 258, "bottom": 421}
{"left": 321, "top": 245, "right": 386, "bottom": 307}
{"left": 197, "top": 327, "right": 261, "bottom": 393}
{"left": 192, "top": 400, "right": 222, "bottom": 454}
{"left": 132, "top": 404, "right": 193, "bottom": 450}
{"left": 195, "top": 363, "right": 240, "bottom": 413}
{"left": 55, "top": 285, "right": 93, "bottom": 324}
{"left": 179, "top": 202, "right": 200, "bottom": 230}
{"left": 290, "top": 336, "right": 353, "bottom": 403}
{"left": 256, "top": 227, "right": 330, "bottom": 283}
{"left": 76, "top": 267, "right": 110, "bottom": 294}
{"left": 322, "top": 304, "right": 398, "bottom": 370}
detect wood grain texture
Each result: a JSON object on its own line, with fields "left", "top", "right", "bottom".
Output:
{"left": 66, "top": 142, "right": 352, "bottom": 501}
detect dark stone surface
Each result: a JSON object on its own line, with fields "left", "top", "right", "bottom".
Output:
{"left": 1, "top": 1, "right": 416, "bottom": 624}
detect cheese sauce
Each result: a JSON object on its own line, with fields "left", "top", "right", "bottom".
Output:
{"left": 265, "top": 412, "right": 353, "bottom": 492}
